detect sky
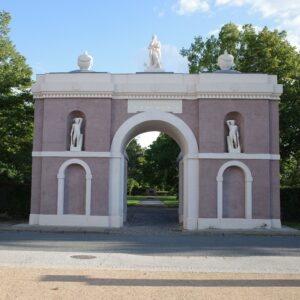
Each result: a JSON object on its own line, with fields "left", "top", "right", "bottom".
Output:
{"left": 2, "top": 0, "right": 300, "bottom": 147}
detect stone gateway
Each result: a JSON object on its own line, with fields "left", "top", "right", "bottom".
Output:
{"left": 29, "top": 47, "right": 282, "bottom": 230}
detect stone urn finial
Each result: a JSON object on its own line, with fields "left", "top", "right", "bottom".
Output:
{"left": 77, "top": 50, "right": 93, "bottom": 71}
{"left": 217, "top": 50, "right": 234, "bottom": 71}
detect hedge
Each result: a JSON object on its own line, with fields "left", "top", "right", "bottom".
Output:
{"left": 280, "top": 187, "right": 300, "bottom": 222}
{"left": 0, "top": 183, "right": 31, "bottom": 218}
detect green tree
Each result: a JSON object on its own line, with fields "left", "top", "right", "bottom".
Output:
{"left": 181, "top": 23, "right": 300, "bottom": 186}
{"left": 0, "top": 11, "right": 33, "bottom": 183}
{"left": 126, "top": 138, "right": 145, "bottom": 194}
{"left": 143, "top": 133, "right": 180, "bottom": 193}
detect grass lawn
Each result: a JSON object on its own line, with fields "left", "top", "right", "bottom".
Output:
{"left": 127, "top": 195, "right": 178, "bottom": 207}
{"left": 127, "top": 196, "right": 143, "bottom": 206}
{"left": 158, "top": 196, "right": 178, "bottom": 207}
{"left": 283, "top": 221, "right": 300, "bottom": 230}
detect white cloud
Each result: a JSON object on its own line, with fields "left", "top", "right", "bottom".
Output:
{"left": 215, "top": 0, "right": 246, "bottom": 6}
{"left": 174, "top": 0, "right": 210, "bottom": 15}
{"left": 153, "top": 5, "right": 166, "bottom": 18}
{"left": 161, "top": 44, "right": 189, "bottom": 73}
{"left": 215, "top": 0, "right": 300, "bottom": 48}
{"left": 135, "top": 44, "right": 188, "bottom": 73}
{"left": 136, "top": 132, "right": 160, "bottom": 148}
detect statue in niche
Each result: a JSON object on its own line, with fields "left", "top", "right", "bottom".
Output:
{"left": 70, "top": 118, "right": 83, "bottom": 151}
{"left": 148, "top": 35, "right": 162, "bottom": 69}
{"left": 226, "top": 120, "right": 241, "bottom": 153}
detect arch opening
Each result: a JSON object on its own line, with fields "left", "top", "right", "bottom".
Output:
{"left": 125, "top": 132, "right": 181, "bottom": 228}
{"left": 109, "top": 111, "right": 199, "bottom": 230}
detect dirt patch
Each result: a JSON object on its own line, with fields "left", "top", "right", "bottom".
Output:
{"left": 1, "top": 266, "right": 300, "bottom": 300}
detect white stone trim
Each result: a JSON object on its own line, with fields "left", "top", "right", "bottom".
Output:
{"left": 32, "top": 151, "right": 280, "bottom": 160}
{"left": 33, "top": 91, "right": 113, "bottom": 99}
{"left": 216, "top": 160, "right": 253, "bottom": 219}
{"left": 198, "top": 218, "right": 281, "bottom": 229}
{"left": 198, "top": 153, "right": 280, "bottom": 160}
{"left": 128, "top": 99, "right": 182, "bottom": 113}
{"left": 33, "top": 91, "right": 281, "bottom": 100}
{"left": 32, "top": 73, "right": 282, "bottom": 100}
{"left": 29, "top": 214, "right": 109, "bottom": 227}
{"left": 110, "top": 111, "right": 198, "bottom": 155}
{"left": 109, "top": 111, "right": 199, "bottom": 230}
{"left": 32, "top": 151, "right": 111, "bottom": 157}
{"left": 57, "top": 159, "right": 92, "bottom": 216}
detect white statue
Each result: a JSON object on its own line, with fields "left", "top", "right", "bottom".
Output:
{"left": 226, "top": 120, "right": 241, "bottom": 153}
{"left": 70, "top": 118, "right": 83, "bottom": 151}
{"left": 147, "top": 35, "right": 162, "bottom": 70}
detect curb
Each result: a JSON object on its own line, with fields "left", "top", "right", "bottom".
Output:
{"left": 0, "top": 223, "right": 299, "bottom": 236}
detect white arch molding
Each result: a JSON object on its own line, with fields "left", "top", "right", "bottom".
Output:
{"left": 57, "top": 158, "right": 92, "bottom": 216}
{"left": 109, "top": 111, "right": 199, "bottom": 230}
{"left": 216, "top": 160, "right": 253, "bottom": 219}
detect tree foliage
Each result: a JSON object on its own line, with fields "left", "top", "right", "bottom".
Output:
{"left": 126, "top": 134, "right": 180, "bottom": 194}
{"left": 126, "top": 138, "right": 145, "bottom": 194}
{"left": 0, "top": 11, "right": 33, "bottom": 183}
{"left": 181, "top": 23, "right": 300, "bottom": 186}
{"left": 143, "top": 133, "right": 180, "bottom": 193}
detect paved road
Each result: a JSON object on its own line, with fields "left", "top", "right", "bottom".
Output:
{"left": 0, "top": 206, "right": 299, "bottom": 258}
{"left": 0, "top": 230, "right": 300, "bottom": 257}
{"left": 0, "top": 207, "right": 300, "bottom": 274}
{"left": 126, "top": 206, "right": 178, "bottom": 228}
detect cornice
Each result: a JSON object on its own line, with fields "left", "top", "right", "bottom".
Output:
{"left": 32, "top": 72, "right": 282, "bottom": 100}
{"left": 33, "top": 91, "right": 113, "bottom": 99}
{"left": 33, "top": 91, "right": 281, "bottom": 100}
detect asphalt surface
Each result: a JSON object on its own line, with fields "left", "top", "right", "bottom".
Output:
{"left": 0, "top": 207, "right": 300, "bottom": 274}
{"left": 0, "top": 206, "right": 299, "bottom": 258}
{"left": 0, "top": 230, "right": 300, "bottom": 257}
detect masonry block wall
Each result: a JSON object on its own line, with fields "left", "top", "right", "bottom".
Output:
{"left": 30, "top": 72, "right": 282, "bottom": 230}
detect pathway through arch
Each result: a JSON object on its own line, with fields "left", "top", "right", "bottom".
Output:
{"left": 126, "top": 197, "right": 181, "bottom": 233}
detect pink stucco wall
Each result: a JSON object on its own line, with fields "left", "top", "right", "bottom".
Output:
{"left": 198, "top": 159, "right": 280, "bottom": 219}
{"left": 34, "top": 98, "right": 112, "bottom": 152}
{"left": 198, "top": 99, "right": 278, "bottom": 153}
{"left": 32, "top": 156, "right": 109, "bottom": 215}
{"left": 31, "top": 95, "right": 280, "bottom": 222}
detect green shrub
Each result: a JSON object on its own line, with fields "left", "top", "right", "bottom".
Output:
{"left": 0, "top": 183, "right": 30, "bottom": 218}
{"left": 281, "top": 187, "right": 300, "bottom": 222}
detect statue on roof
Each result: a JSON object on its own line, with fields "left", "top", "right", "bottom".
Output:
{"left": 147, "top": 35, "right": 162, "bottom": 70}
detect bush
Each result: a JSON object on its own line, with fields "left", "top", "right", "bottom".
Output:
{"left": 0, "top": 182, "right": 30, "bottom": 218}
{"left": 281, "top": 187, "right": 300, "bottom": 222}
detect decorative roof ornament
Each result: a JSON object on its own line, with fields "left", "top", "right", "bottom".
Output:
{"left": 217, "top": 50, "right": 234, "bottom": 71}
{"left": 145, "top": 35, "right": 164, "bottom": 72}
{"left": 77, "top": 51, "right": 93, "bottom": 71}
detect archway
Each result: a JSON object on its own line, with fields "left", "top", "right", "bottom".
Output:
{"left": 109, "top": 111, "right": 199, "bottom": 230}
{"left": 125, "top": 132, "right": 181, "bottom": 228}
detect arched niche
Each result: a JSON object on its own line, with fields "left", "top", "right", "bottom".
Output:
{"left": 57, "top": 159, "right": 92, "bottom": 216}
{"left": 66, "top": 110, "right": 86, "bottom": 151}
{"left": 216, "top": 160, "right": 253, "bottom": 220}
{"left": 224, "top": 111, "right": 244, "bottom": 152}
{"left": 64, "top": 164, "right": 86, "bottom": 215}
{"left": 222, "top": 166, "right": 245, "bottom": 218}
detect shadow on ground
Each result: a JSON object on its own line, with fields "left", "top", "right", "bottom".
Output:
{"left": 40, "top": 275, "right": 300, "bottom": 287}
